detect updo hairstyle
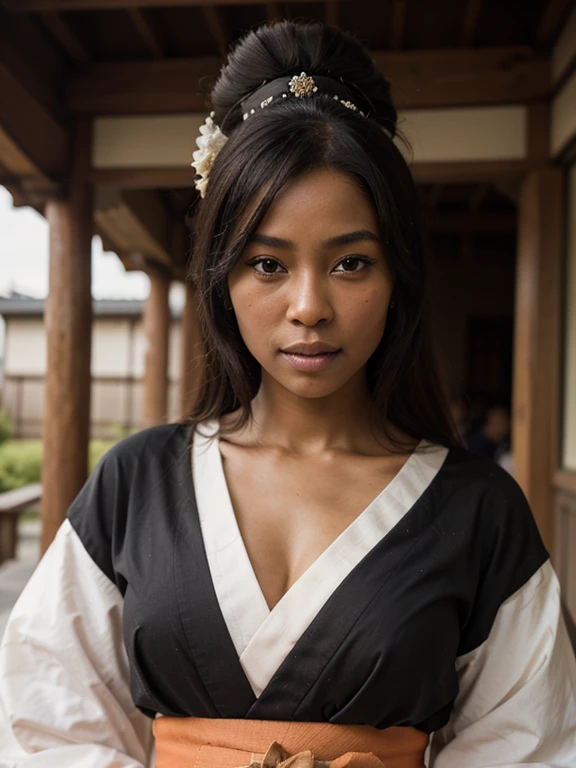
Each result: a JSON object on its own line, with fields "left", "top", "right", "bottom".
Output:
{"left": 187, "top": 20, "right": 461, "bottom": 452}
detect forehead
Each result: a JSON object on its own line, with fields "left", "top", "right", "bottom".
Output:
{"left": 253, "top": 168, "right": 380, "bottom": 242}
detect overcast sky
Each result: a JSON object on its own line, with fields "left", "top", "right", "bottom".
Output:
{"left": 0, "top": 185, "right": 188, "bottom": 358}
{"left": 0, "top": 185, "right": 152, "bottom": 300}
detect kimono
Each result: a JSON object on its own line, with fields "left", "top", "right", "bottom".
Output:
{"left": 1, "top": 419, "right": 576, "bottom": 767}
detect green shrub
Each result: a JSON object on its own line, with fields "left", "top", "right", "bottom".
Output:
{"left": 106, "top": 422, "right": 134, "bottom": 441}
{"left": 89, "top": 440, "right": 117, "bottom": 471}
{"left": 0, "top": 410, "right": 13, "bottom": 445}
{"left": 0, "top": 439, "right": 117, "bottom": 493}
{"left": 0, "top": 440, "right": 42, "bottom": 492}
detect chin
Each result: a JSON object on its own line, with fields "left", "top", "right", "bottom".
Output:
{"left": 274, "top": 372, "right": 349, "bottom": 400}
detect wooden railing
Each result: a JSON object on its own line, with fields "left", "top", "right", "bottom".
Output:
{"left": 0, "top": 483, "right": 42, "bottom": 564}
{"left": 0, "top": 374, "right": 182, "bottom": 438}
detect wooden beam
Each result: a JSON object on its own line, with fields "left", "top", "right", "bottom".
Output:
{"left": 513, "top": 167, "right": 563, "bottom": 552}
{"left": 390, "top": 0, "right": 407, "bottom": 51}
{"left": 265, "top": 2, "right": 281, "bottom": 22}
{"left": 373, "top": 47, "right": 551, "bottom": 109}
{"left": 0, "top": 10, "right": 69, "bottom": 124}
{"left": 0, "top": 124, "right": 57, "bottom": 198}
{"left": 68, "top": 46, "right": 551, "bottom": 115}
{"left": 94, "top": 188, "right": 173, "bottom": 266}
{"left": 127, "top": 8, "right": 165, "bottom": 59}
{"left": 91, "top": 167, "right": 195, "bottom": 188}
{"left": 40, "top": 12, "right": 91, "bottom": 66}
{"left": 0, "top": 59, "right": 69, "bottom": 176}
{"left": 142, "top": 263, "right": 171, "bottom": 427}
{"left": 412, "top": 160, "right": 529, "bottom": 184}
{"left": 537, "top": 0, "right": 574, "bottom": 47}
{"left": 424, "top": 209, "right": 516, "bottom": 234}
{"left": 527, "top": 101, "right": 550, "bottom": 165}
{"left": 460, "top": 0, "right": 482, "bottom": 47}
{"left": 325, "top": 1, "right": 338, "bottom": 27}
{"left": 69, "top": 57, "right": 218, "bottom": 113}
{"left": 0, "top": 173, "right": 59, "bottom": 208}
{"left": 203, "top": 5, "right": 229, "bottom": 58}
{"left": 3, "top": 0, "right": 343, "bottom": 8}
{"left": 90, "top": 162, "right": 530, "bottom": 189}
{"left": 41, "top": 116, "right": 93, "bottom": 554}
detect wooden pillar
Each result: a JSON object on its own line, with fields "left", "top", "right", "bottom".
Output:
{"left": 180, "top": 282, "right": 204, "bottom": 418}
{"left": 142, "top": 264, "right": 171, "bottom": 426}
{"left": 41, "top": 117, "right": 93, "bottom": 555}
{"left": 513, "top": 166, "right": 563, "bottom": 552}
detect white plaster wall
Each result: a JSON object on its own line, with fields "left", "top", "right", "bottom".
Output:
{"left": 4, "top": 319, "right": 46, "bottom": 375}
{"left": 93, "top": 106, "right": 528, "bottom": 170}
{"left": 93, "top": 115, "right": 204, "bottom": 169}
{"left": 1, "top": 314, "right": 184, "bottom": 436}
{"left": 399, "top": 106, "right": 527, "bottom": 162}
{"left": 91, "top": 318, "right": 132, "bottom": 377}
{"left": 4, "top": 316, "right": 143, "bottom": 378}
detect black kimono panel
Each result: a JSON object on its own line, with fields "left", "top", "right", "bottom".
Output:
{"left": 66, "top": 422, "right": 549, "bottom": 734}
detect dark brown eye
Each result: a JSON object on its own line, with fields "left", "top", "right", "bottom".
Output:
{"left": 260, "top": 259, "right": 279, "bottom": 273}
{"left": 248, "top": 257, "right": 284, "bottom": 276}
{"left": 334, "top": 256, "right": 373, "bottom": 273}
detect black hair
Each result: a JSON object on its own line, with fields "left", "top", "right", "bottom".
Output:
{"left": 186, "top": 19, "right": 462, "bottom": 451}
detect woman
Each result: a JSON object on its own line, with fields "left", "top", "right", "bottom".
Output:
{"left": 1, "top": 19, "right": 575, "bottom": 768}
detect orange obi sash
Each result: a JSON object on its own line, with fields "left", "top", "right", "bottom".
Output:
{"left": 153, "top": 716, "right": 429, "bottom": 768}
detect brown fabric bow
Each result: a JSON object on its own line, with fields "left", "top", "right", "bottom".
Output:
{"left": 240, "top": 741, "right": 385, "bottom": 768}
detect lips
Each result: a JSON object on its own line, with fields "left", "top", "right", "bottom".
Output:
{"left": 280, "top": 349, "right": 342, "bottom": 372}
{"left": 281, "top": 342, "right": 340, "bottom": 355}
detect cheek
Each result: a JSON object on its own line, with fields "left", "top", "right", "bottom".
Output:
{"left": 232, "top": 288, "right": 280, "bottom": 341}
{"left": 340, "top": 287, "right": 391, "bottom": 335}
{"left": 234, "top": 289, "right": 275, "bottom": 316}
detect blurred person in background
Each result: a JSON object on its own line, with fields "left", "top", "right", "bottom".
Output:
{"left": 465, "top": 400, "right": 511, "bottom": 461}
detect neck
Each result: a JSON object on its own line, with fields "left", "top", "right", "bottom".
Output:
{"left": 239, "top": 368, "right": 399, "bottom": 457}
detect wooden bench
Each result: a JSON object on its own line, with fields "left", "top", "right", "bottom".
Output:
{"left": 0, "top": 484, "right": 42, "bottom": 564}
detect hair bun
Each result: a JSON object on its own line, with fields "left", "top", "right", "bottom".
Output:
{"left": 211, "top": 20, "right": 397, "bottom": 135}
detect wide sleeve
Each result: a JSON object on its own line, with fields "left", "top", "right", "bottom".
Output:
{"left": 428, "top": 471, "right": 576, "bottom": 766}
{"left": 0, "top": 518, "right": 154, "bottom": 767}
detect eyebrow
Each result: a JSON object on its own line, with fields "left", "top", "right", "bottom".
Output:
{"left": 247, "top": 229, "right": 382, "bottom": 249}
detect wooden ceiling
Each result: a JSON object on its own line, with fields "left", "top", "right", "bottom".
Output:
{"left": 1, "top": 0, "right": 572, "bottom": 66}
{"left": 0, "top": 0, "right": 571, "bottom": 275}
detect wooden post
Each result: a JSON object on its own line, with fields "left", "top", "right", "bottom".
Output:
{"left": 42, "top": 117, "right": 93, "bottom": 555}
{"left": 513, "top": 166, "right": 563, "bottom": 552}
{"left": 142, "top": 264, "right": 171, "bottom": 426}
{"left": 180, "top": 281, "right": 204, "bottom": 418}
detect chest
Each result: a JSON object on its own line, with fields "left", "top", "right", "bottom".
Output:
{"left": 218, "top": 441, "right": 411, "bottom": 610}
{"left": 119, "top": 426, "right": 463, "bottom": 728}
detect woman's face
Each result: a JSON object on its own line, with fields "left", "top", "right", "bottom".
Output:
{"left": 227, "top": 168, "right": 394, "bottom": 399}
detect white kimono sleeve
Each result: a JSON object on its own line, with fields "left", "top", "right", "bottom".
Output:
{"left": 0, "top": 519, "right": 154, "bottom": 768}
{"left": 429, "top": 559, "right": 576, "bottom": 767}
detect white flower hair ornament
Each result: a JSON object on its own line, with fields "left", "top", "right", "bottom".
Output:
{"left": 191, "top": 111, "right": 228, "bottom": 199}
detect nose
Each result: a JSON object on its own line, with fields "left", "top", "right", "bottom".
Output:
{"left": 285, "top": 272, "right": 334, "bottom": 327}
